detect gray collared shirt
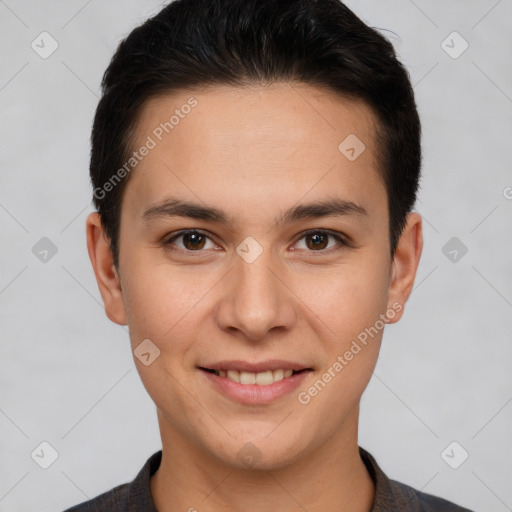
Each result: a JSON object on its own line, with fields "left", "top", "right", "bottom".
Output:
{"left": 63, "top": 448, "right": 473, "bottom": 511}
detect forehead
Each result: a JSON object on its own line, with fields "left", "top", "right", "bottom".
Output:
{"left": 124, "top": 83, "right": 385, "bottom": 224}
{"left": 133, "top": 82, "right": 378, "bottom": 155}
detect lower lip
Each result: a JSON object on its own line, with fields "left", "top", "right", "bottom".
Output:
{"left": 200, "top": 369, "right": 311, "bottom": 405}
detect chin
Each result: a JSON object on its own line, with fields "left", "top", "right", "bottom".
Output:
{"left": 211, "top": 432, "right": 309, "bottom": 471}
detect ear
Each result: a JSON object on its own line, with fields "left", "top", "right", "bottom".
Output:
{"left": 86, "top": 212, "right": 127, "bottom": 325}
{"left": 386, "top": 212, "right": 423, "bottom": 324}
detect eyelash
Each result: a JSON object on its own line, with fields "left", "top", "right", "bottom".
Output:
{"left": 162, "top": 228, "right": 352, "bottom": 255}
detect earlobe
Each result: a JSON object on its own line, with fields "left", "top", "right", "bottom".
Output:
{"left": 86, "top": 212, "right": 128, "bottom": 325}
{"left": 386, "top": 212, "right": 423, "bottom": 324}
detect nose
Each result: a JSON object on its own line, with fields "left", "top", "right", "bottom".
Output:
{"left": 214, "top": 248, "right": 297, "bottom": 342}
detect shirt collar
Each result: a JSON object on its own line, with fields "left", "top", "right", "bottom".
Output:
{"left": 128, "top": 447, "right": 416, "bottom": 511}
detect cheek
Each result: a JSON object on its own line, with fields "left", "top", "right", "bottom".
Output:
{"left": 294, "top": 265, "right": 389, "bottom": 432}
{"left": 296, "top": 259, "right": 390, "bottom": 343}
{"left": 121, "top": 255, "right": 218, "bottom": 350}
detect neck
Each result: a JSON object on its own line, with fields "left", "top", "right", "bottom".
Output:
{"left": 151, "top": 409, "right": 374, "bottom": 512}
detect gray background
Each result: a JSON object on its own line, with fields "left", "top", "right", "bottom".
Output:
{"left": 1, "top": 1, "right": 511, "bottom": 511}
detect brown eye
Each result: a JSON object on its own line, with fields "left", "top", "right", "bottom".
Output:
{"left": 182, "top": 232, "right": 206, "bottom": 250}
{"left": 305, "top": 232, "right": 329, "bottom": 250}
{"left": 294, "top": 230, "right": 349, "bottom": 253}
{"left": 165, "top": 230, "right": 215, "bottom": 251}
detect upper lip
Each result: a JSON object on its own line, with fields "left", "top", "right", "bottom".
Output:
{"left": 200, "top": 360, "right": 312, "bottom": 373}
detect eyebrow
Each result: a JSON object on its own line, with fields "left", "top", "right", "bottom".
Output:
{"left": 141, "top": 196, "right": 368, "bottom": 225}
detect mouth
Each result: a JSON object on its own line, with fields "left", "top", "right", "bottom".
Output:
{"left": 198, "top": 361, "right": 313, "bottom": 404}
{"left": 199, "top": 367, "right": 310, "bottom": 386}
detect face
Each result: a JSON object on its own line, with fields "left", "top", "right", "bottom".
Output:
{"left": 87, "top": 82, "right": 422, "bottom": 470}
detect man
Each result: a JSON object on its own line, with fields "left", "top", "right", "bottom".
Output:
{"left": 66, "top": 0, "right": 473, "bottom": 510}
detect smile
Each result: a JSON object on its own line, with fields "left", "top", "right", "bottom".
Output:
{"left": 204, "top": 368, "right": 305, "bottom": 385}
{"left": 199, "top": 362, "right": 312, "bottom": 404}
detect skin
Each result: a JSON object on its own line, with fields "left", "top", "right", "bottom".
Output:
{"left": 86, "top": 82, "right": 423, "bottom": 512}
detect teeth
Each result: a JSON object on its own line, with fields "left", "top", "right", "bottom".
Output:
{"left": 273, "top": 369, "right": 284, "bottom": 381}
{"left": 227, "top": 370, "right": 239, "bottom": 382}
{"left": 213, "top": 368, "right": 299, "bottom": 385}
{"left": 240, "top": 371, "right": 256, "bottom": 384}
{"left": 256, "top": 370, "right": 273, "bottom": 385}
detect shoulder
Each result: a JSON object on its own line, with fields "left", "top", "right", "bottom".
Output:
{"left": 387, "top": 477, "right": 474, "bottom": 511}
{"left": 62, "top": 483, "right": 130, "bottom": 512}
{"left": 359, "top": 447, "right": 473, "bottom": 512}
{"left": 62, "top": 451, "right": 162, "bottom": 512}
